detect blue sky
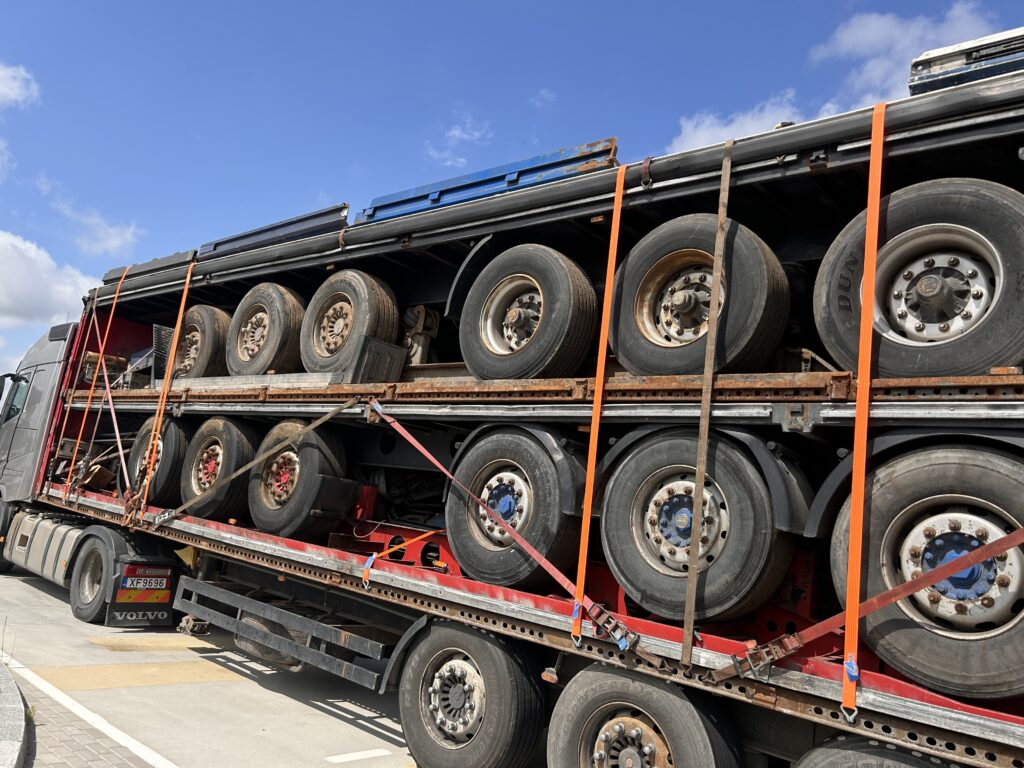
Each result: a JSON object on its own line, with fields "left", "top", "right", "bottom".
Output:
{"left": 0, "top": 1, "right": 1020, "bottom": 371}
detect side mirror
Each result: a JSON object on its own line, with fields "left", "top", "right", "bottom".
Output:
{"left": 0, "top": 373, "right": 27, "bottom": 385}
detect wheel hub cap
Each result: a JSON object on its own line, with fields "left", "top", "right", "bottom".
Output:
{"left": 427, "top": 660, "right": 485, "bottom": 745}
{"left": 591, "top": 715, "right": 668, "bottom": 768}
{"left": 641, "top": 471, "right": 729, "bottom": 574}
{"left": 477, "top": 468, "right": 531, "bottom": 546}
{"left": 194, "top": 443, "right": 223, "bottom": 492}
{"left": 240, "top": 310, "right": 270, "bottom": 360}
{"left": 896, "top": 506, "right": 1022, "bottom": 633}
{"left": 479, "top": 275, "right": 544, "bottom": 356}
{"left": 319, "top": 299, "right": 353, "bottom": 355}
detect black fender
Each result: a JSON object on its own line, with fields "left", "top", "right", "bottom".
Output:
{"left": 444, "top": 234, "right": 508, "bottom": 322}
{"left": 66, "top": 525, "right": 178, "bottom": 602}
{"left": 804, "top": 427, "right": 1024, "bottom": 539}
{"left": 445, "top": 423, "right": 584, "bottom": 517}
{"left": 595, "top": 425, "right": 810, "bottom": 535}
{"left": 379, "top": 614, "right": 432, "bottom": 693}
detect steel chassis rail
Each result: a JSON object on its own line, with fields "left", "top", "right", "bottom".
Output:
{"left": 38, "top": 485, "right": 1024, "bottom": 768}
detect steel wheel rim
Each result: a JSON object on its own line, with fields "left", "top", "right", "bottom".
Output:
{"left": 419, "top": 648, "right": 486, "bottom": 749}
{"left": 136, "top": 435, "right": 163, "bottom": 481}
{"left": 873, "top": 224, "right": 1001, "bottom": 347}
{"left": 191, "top": 437, "right": 224, "bottom": 495}
{"left": 580, "top": 703, "right": 672, "bottom": 768}
{"left": 630, "top": 464, "right": 729, "bottom": 577}
{"left": 176, "top": 325, "right": 201, "bottom": 375}
{"left": 880, "top": 493, "right": 1023, "bottom": 638}
{"left": 260, "top": 450, "right": 300, "bottom": 509}
{"left": 79, "top": 548, "right": 104, "bottom": 604}
{"left": 634, "top": 249, "right": 723, "bottom": 348}
{"left": 237, "top": 303, "right": 270, "bottom": 362}
{"left": 478, "top": 274, "right": 543, "bottom": 355}
{"left": 468, "top": 460, "right": 532, "bottom": 549}
{"left": 313, "top": 292, "right": 354, "bottom": 358}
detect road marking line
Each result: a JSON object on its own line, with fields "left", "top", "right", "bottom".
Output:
{"left": 325, "top": 748, "right": 394, "bottom": 764}
{"left": 1, "top": 652, "right": 179, "bottom": 768}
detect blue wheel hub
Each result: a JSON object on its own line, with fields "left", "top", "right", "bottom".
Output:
{"left": 923, "top": 532, "right": 996, "bottom": 600}
{"left": 486, "top": 483, "right": 518, "bottom": 521}
{"left": 658, "top": 494, "right": 695, "bottom": 548}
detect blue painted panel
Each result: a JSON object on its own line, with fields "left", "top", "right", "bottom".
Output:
{"left": 355, "top": 139, "right": 617, "bottom": 224}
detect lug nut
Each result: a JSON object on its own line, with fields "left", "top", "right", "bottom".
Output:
{"left": 599, "top": 733, "right": 610, "bottom": 743}
{"left": 667, "top": 546, "right": 677, "bottom": 556}
{"left": 682, "top": 484, "right": 694, "bottom": 495}
{"left": 664, "top": 486, "right": 675, "bottom": 496}
{"left": 653, "top": 535, "right": 662, "bottom": 544}
{"left": 892, "top": 290, "right": 903, "bottom": 299}
{"left": 630, "top": 728, "right": 643, "bottom": 739}
{"left": 939, "top": 322, "right": 950, "bottom": 332}
{"left": 897, "top": 309, "right": 908, "bottom": 319}
{"left": 966, "top": 268, "right": 978, "bottom": 278}
{"left": 662, "top": 303, "right": 670, "bottom": 311}
{"left": 648, "top": 515, "right": 658, "bottom": 526}
{"left": 962, "top": 310, "right": 973, "bottom": 320}
{"left": 981, "top": 596, "right": 995, "bottom": 608}
{"left": 909, "top": 546, "right": 922, "bottom": 560}
{"left": 911, "top": 569, "right": 922, "bottom": 579}
{"left": 613, "top": 724, "right": 624, "bottom": 734}
{"left": 972, "top": 288, "right": 983, "bottom": 300}
{"left": 996, "top": 574, "right": 1011, "bottom": 588}
{"left": 903, "top": 270, "right": 914, "bottom": 280}
{"left": 594, "top": 752, "right": 606, "bottom": 762}
{"left": 698, "top": 274, "right": 707, "bottom": 283}
{"left": 976, "top": 528, "right": 989, "bottom": 541}
{"left": 923, "top": 527, "right": 936, "bottom": 539}
{"left": 954, "top": 602, "right": 968, "bottom": 615}
{"left": 643, "top": 745, "right": 656, "bottom": 756}
{"left": 997, "top": 552, "right": 1008, "bottom": 561}
{"left": 700, "top": 534, "right": 710, "bottom": 544}
{"left": 924, "top": 257, "right": 935, "bottom": 267}
{"left": 928, "top": 592, "right": 941, "bottom": 604}
{"left": 948, "top": 256, "right": 960, "bottom": 267}
{"left": 914, "top": 322, "right": 925, "bottom": 332}
{"left": 949, "top": 519, "right": 962, "bottom": 532}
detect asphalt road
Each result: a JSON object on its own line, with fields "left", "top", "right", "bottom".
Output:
{"left": 0, "top": 569, "right": 415, "bottom": 768}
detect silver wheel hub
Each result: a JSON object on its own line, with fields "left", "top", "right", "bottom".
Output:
{"left": 591, "top": 714, "right": 669, "bottom": 768}
{"left": 638, "top": 469, "right": 729, "bottom": 575}
{"left": 426, "top": 658, "right": 485, "bottom": 745}
{"left": 635, "top": 250, "right": 724, "bottom": 348}
{"left": 875, "top": 224, "right": 1000, "bottom": 346}
{"left": 476, "top": 467, "right": 532, "bottom": 546}
{"left": 318, "top": 299, "right": 353, "bottom": 355}
{"left": 80, "top": 550, "right": 104, "bottom": 604}
{"left": 479, "top": 275, "right": 543, "bottom": 355}
{"left": 262, "top": 451, "right": 299, "bottom": 508}
{"left": 239, "top": 309, "right": 270, "bottom": 361}
{"left": 894, "top": 505, "right": 1022, "bottom": 633}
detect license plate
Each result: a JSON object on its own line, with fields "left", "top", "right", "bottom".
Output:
{"left": 121, "top": 577, "right": 169, "bottom": 589}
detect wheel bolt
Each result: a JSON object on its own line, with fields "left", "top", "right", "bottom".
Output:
{"left": 954, "top": 602, "right": 968, "bottom": 615}
{"left": 928, "top": 592, "right": 941, "bottom": 604}
{"left": 653, "top": 535, "right": 662, "bottom": 544}
{"left": 962, "top": 310, "right": 973, "bottom": 320}
{"left": 682, "top": 485, "right": 694, "bottom": 495}
{"left": 909, "top": 546, "right": 922, "bottom": 560}
{"left": 698, "top": 274, "right": 707, "bottom": 283}
{"left": 914, "top": 322, "right": 925, "bottom": 332}
{"left": 997, "top": 552, "right": 1008, "bottom": 561}
{"left": 923, "top": 527, "right": 936, "bottom": 539}
{"left": 911, "top": 570, "right": 922, "bottom": 579}
{"left": 897, "top": 309, "right": 908, "bottom": 319}
{"left": 939, "top": 322, "right": 950, "bottom": 332}
{"left": 924, "top": 257, "right": 935, "bottom": 268}
{"left": 996, "top": 574, "right": 1011, "bottom": 588}
{"left": 459, "top": 717, "right": 468, "bottom": 725}
{"left": 966, "top": 268, "right": 978, "bottom": 278}
{"left": 892, "top": 290, "right": 903, "bottom": 299}
{"left": 704, "top": 515, "right": 714, "bottom": 524}
{"left": 599, "top": 733, "right": 609, "bottom": 743}
{"left": 976, "top": 528, "right": 989, "bottom": 541}
{"left": 949, "top": 519, "right": 962, "bottom": 532}
{"left": 903, "top": 270, "right": 914, "bottom": 280}
{"left": 613, "top": 724, "right": 624, "bottom": 734}
{"left": 510, "top": 520, "right": 518, "bottom": 528}
{"left": 594, "top": 752, "right": 606, "bottom": 762}
{"left": 648, "top": 515, "right": 658, "bottom": 526}
{"left": 700, "top": 535, "right": 709, "bottom": 544}
{"left": 664, "top": 486, "right": 675, "bottom": 496}
{"left": 948, "top": 256, "right": 960, "bottom": 267}
{"left": 972, "top": 288, "right": 983, "bottom": 300}
{"left": 429, "top": 703, "right": 438, "bottom": 711}
{"left": 981, "top": 596, "right": 995, "bottom": 608}
{"left": 667, "top": 546, "right": 677, "bottom": 556}
{"left": 643, "top": 745, "right": 656, "bottom": 756}
{"left": 662, "top": 304, "right": 670, "bottom": 311}
{"left": 631, "top": 728, "right": 642, "bottom": 738}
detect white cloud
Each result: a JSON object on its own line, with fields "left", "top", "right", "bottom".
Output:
{"left": 667, "top": 89, "right": 802, "bottom": 153}
{"left": 0, "top": 139, "right": 13, "bottom": 184}
{"left": 811, "top": 0, "right": 996, "bottom": 111}
{"left": 530, "top": 88, "right": 557, "bottom": 108}
{"left": 0, "top": 62, "right": 40, "bottom": 110}
{"left": 444, "top": 112, "right": 493, "bottom": 144}
{"left": 53, "top": 198, "right": 142, "bottom": 257}
{"left": 667, "top": 1, "right": 997, "bottom": 151}
{"left": 0, "top": 230, "right": 95, "bottom": 330}
{"left": 425, "top": 142, "right": 467, "bottom": 168}
{"left": 33, "top": 170, "right": 54, "bottom": 196}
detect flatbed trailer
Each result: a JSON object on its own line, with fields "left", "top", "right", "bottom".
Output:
{"left": 4, "top": 28, "right": 1024, "bottom": 768}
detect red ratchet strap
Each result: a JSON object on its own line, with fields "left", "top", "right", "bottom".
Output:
{"left": 572, "top": 163, "right": 629, "bottom": 639}
{"left": 64, "top": 267, "right": 129, "bottom": 499}
{"left": 131, "top": 261, "right": 195, "bottom": 521}
{"left": 368, "top": 398, "right": 644, "bottom": 657}
{"left": 841, "top": 102, "right": 887, "bottom": 718}
{"left": 361, "top": 528, "right": 442, "bottom": 587}
{"left": 708, "top": 524, "right": 1024, "bottom": 686}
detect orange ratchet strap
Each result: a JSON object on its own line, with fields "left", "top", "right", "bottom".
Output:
{"left": 361, "top": 528, "right": 443, "bottom": 587}
{"left": 842, "top": 102, "right": 887, "bottom": 719}
{"left": 572, "top": 163, "right": 628, "bottom": 639}
{"left": 132, "top": 261, "right": 195, "bottom": 520}
{"left": 64, "top": 267, "right": 129, "bottom": 499}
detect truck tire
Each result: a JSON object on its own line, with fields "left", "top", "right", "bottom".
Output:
{"left": 813, "top": 178, "right": 1024, "bottom": 377}
{"left": 180, "top": 417, "right": 260, "bottom": 520}
{"left": 547, "top": 665, "right": 739, "bottom": 768}
{"left": 299, "top": 270, "right": 400, "bottom": 374}
{"left": 831, "top": 445, "right": 1024, "bottom": 699}
{"left": 0, "top": 500, "right": 13, "bottom": 574}
{"left": 609, "top": 214, "right": 788, "bottom": 375}
{"left": 398, "top": 622, "right": 543, "bottom": 768}
{"left": 226, "top": 282, "right": 305, "bottom": 376}
{"left": 459, "top": 244, "right": 596, "bottom": 379}
{"left": 175, "top": 304, "right": 230, "bottom": 378}
{"left": 127, "top": 416, "right": 193, "bottom": 508}
{"left": 445, "top": 429, "right": 580, "bottom": 588}
{"left": 600, "top": 431, "right": 788, "bottom": 621}
{"left": 796, "top": 734, "right": 960, "bottom": 768}
{"left": 70, "top": 537, "right": 110, "bottom": 624}
{"left": 247, "top": 419, "right": 347, "bottom": 539}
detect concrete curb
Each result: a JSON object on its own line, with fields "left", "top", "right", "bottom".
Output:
{"left": 0, "top": 661, "right": 26, "bottom": 768}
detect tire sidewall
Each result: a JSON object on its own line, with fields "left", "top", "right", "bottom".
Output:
{"left": 600, "top": 432, "right": 773, "bottom": 620}
{"left": 180, "top": 417, "right": 258, "bottom": 519}
{"left": 830, "top": 446, "right": 1024, "bottom": 699}
{"left": 459, "top": 244, "right": 592, "bottom": 380}
{"left": 70, "top": 538, "right": 109, "bottom": 623}
{"left": 178, "top": 305, "right": 230, "bottom": 379}
{"left": 128, "top": 416, "right": 190, "bottom": 508}
{"left": 610, "top": 214, "right": 771, "bottom": 375}
{"left": 227, "top": 283, "right": 305, "bottom": 376}
{"left": 446, "top": 430, "right": 573, "bottom": 587}
{"left": 814, "top": 179, "right": 1024, "bottom": 376}
{"left": 300, "top": 270, "right": 377, "bottom": 374}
